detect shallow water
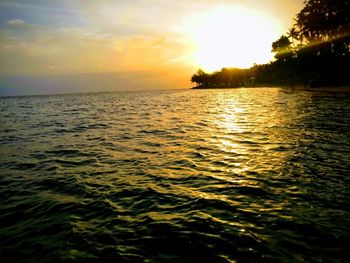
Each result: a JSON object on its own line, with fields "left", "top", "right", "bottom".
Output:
{"left": 1, "top": 88, "right": 350, "bottom": 262}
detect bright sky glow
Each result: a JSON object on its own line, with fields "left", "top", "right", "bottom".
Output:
{"left": 183, "top": 6, "right": 281, "bottom": 71}
{"left": 0, "top": 0, "right": 303, "bottom": 94}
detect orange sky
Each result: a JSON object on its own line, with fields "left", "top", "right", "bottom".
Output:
{"left": 0, "top": 0, "right": 303, "bottom": 94}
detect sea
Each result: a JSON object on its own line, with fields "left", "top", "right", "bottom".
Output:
{"left": 1, "top": 88, "right": 350, "bottom": 262}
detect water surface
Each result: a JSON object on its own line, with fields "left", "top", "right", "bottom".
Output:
{"left": 1, "top": 88, "right": 350, "bottom": 262}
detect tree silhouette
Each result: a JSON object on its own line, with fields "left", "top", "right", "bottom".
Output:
{"left": 296, "top": 0, "right": 350, "bottom": 42}
{"left": 295, "top": 0, "right": 350, "bottom": 56}
{"left": 271, "top": 35, "right": 292, "bottom": 60}
{"left": 191, "top": 69, "right": 210, "bottom": 87}
{"left": 287, "top": 26, "right": 299, "bottom": 49}
{"left": 191, "top": 0, "right": 350, "bottom": 89}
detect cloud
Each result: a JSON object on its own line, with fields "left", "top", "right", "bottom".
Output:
{"left": 0, "top": 0, "right": 304, "bottom": 94}
{"left": 6, "top": 19, "right": 25, "bottom": 26}
{"left": 0, "top": 22, "right": 193, "bottom": 75}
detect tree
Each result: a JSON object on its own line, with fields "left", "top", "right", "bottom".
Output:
{"left": 271, "top": 35, "right": 292, "bottom": 60}
{"left": 190, "top": 0, "right": 350, "bottom": 88}
{"left": 287, "top": 26, "right": 300, "bottom": 48}
{"left": 296, "top": 0, "right": 350, "bottom": 42}
{"left": 295, "top": 0, "right": 350, "bottom": 57}
{"left": 191, "top": 69, "right": 210, "bottom": 87}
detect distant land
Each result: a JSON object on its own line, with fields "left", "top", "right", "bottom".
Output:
{"left": 191, "top": 1, "right": 350, "bottom": 90}
{"left": 0, "top": 71, "right": 190, "bottom": 97}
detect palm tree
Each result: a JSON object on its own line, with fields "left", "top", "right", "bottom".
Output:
{"left": 287, "top": 26, "right": 299, "bottom": 49}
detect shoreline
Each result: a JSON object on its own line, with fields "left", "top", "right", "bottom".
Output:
{"left": 192, "top": 85, "right": 350, "bottom": 93}
{"left": 291, "top": 85, "right": 350, "bottom": 93}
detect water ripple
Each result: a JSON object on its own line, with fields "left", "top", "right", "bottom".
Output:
{"left": 1, "top": 88, "right": 350, "bottom": 262}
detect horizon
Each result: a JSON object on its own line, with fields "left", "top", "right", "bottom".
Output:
{"left": 1, "top": 1, "right": 350, "bottom": 262}
{"left": 0, "top": 0, "right": 303, "bottom": 96}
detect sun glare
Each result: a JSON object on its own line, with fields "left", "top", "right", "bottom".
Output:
{"left": 184, "top": 6, "right": 281, "bottom": 72}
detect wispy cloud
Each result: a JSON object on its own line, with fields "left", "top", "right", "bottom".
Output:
{"left": 1, "top": 1, "right": 80, "bottom": 15}
{"left": 0, "top": 0, "right": 304, "bottom": 94}
{"left": 0, "top": 24, "right": 192, "bottom": 75}
{"left": 6, "top": 18, "right": 24, "bottom": 25}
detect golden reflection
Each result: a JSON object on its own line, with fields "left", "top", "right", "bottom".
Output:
{"left": 144, "top": 211, "right": 183, "bottom": 221}
{"left": 171, "top": 183, "right": 240, "bottom": 206}
{"left": 218, "top": 107, "right": 246, "bottom": 134}
{"left": 207, "top": 89, "right": 305, "bottom": 177}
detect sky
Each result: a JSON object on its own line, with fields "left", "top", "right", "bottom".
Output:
{"left": 0, "top": 0, "right": 303, "bottom": 95}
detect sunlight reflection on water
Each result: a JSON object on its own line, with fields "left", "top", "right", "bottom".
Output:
{"left": 1, "top": 88, "right": 350, "bottom": 262}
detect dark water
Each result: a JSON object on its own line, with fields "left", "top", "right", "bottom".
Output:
{"left": 1, "top": 88, "right": 350, "bottom": 262}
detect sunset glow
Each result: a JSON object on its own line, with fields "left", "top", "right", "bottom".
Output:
{"left": 2, "top": 0, "right": 349, "bottom": 261}
{"left": 184, "top": 6, "right": 281, "bottom": 71}
{"left": 0, "top": 0, "right": 303, "bottom": 95}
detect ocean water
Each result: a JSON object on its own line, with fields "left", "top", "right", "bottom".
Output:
{"left": 1, "top": 88, "right": 350, "bottom": 262}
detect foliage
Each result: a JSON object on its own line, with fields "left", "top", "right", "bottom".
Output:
{"left": 271, "top": 35, "right": 292, "bottom": 60}
{"left": 191, "top": 0, "right": 350, "bottom": 88}
{"left": 296, "top": 0, "right": 350, "bottom": 42}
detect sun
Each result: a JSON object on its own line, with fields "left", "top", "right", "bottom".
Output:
{"left": 184, "top": 6, "right": 281, "bottom": 72}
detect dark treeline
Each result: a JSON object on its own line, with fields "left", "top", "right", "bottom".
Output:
{"left": 191, "top": 0, "right": 350, "bottom": 88}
